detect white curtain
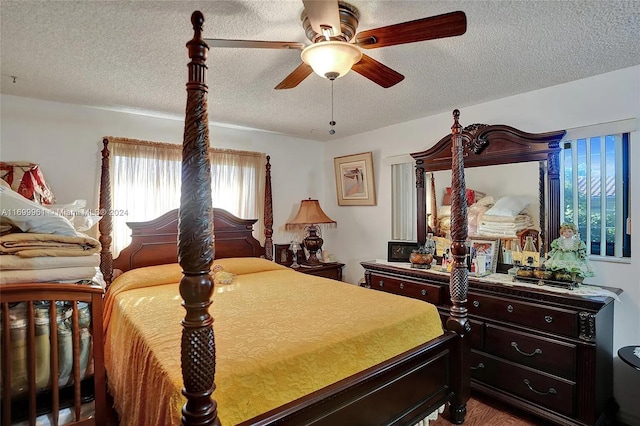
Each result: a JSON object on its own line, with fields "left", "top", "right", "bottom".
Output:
{"left": 391, "top": 162, "right": 417, "bottom": 241}
{"left": 108, "top": 137, "right": 266, "bottom": 257}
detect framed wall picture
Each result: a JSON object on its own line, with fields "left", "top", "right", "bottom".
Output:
{"left": 334, "top": 152, "right": 376, "bottom": 206}
{"left": 469, "top": 238, "right": 501, "bottom": 274}
{"left": 274, "top": 244, "right": 305, "bottom": 267}
{"left": 387, "top": 241, "right": 418, "bottom": 262}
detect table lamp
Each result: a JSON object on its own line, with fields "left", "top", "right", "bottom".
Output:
{"left": 285, "top": 198, "right": 337, "bottom": 265}
{"left": 289, "top": 241, "right": 302, "bottom": 268}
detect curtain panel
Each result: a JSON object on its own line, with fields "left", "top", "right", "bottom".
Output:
{"left": 106, "top": 137, "right": 266, "bottom": 257}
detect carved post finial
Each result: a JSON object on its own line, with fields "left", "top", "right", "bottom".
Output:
{"left": 191, "top": 10, "right": 204, "bottom": 31}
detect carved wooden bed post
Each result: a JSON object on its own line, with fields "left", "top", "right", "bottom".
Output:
{"left": 179, "top": 11, "right": 220, "bottom": 426}
{"left": 264, "top": 155, "right": 273, "bottom": 260}
{"left": 99, "top": 138, "right": 113, "bottom": 288}
{"left": 446, "top": 109, "right": 471, "bottom": 423}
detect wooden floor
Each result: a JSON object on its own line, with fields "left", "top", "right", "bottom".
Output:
{"left": 431, "top": 394, "right": 556, "bottom": 426}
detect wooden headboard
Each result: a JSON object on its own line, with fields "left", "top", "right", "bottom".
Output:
{"left": 112, "top": 208, "right": 267, "bottom": 272}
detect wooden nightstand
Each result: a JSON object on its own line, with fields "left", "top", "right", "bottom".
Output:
{"left": 294, "top": 262, "right": 344, "bottom": 281}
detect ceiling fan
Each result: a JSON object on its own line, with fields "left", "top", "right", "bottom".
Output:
{"left": 204, "top": 0, "right": 466, "bottom": 90}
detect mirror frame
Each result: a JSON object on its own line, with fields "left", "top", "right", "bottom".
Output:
{"left": 411, "top": 123, "right": 566, "bottom": 256}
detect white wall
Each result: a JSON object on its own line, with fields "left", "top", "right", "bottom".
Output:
{"left": 0, "top": 94, "right": 324, "bottom": 246}
{"left": 324, "top": 65, "right": 640, "bottom": 423}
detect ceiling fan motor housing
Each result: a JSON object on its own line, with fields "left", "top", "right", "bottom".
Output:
{"left": 301, "top": 1, "right": 360, "bottom": 42}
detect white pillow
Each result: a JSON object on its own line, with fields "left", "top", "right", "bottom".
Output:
{"left": 46, "top": 200, "right": 101, "bottom": 232}
{"left": 476, "top": 195, "right": 495, "bottom": 207}
{"left": 0, "top": 185, "right": 79, "bottom": 236}
{"left": 437, "top": 205, "right": 452, "bottom": 217}
{"left": 483, "top": 196, "right": 530, "bottom": 217}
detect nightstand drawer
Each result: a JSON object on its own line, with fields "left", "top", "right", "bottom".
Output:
{"left": 485, "top": 324, "right": 576, "bottom": 380}
{"left": 468, "top": 293, "right": 578, "bottom": 338}
{"left": 370, "top": 273, "right": 441, "bottom": 304}
{"left": 471, "top": 351, "right": 575, "bottom": 417}
{"left": 297, "top": 263, "right": 344, "bottom": 281}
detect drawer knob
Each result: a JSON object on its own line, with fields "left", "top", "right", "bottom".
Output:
{"left": 511, "top": 341, "right": 542, "bottom": 357}
{"left": 470, "top": 363, "right": 485, "bottom": 370}
{"left": 399, "top": 283, "right": 404, "bottom": 290}
{"left": 523, "top": 379, "right": 557, "bottom": 396}
{"left": 378, "top": 280, "right": 384, "bottom": 288}
{"left": 472, "top": 300, "right": 480, "bottom": 308}
{"left": 507, "top": 304, "right": 514, "bottom": 313}
{"left": 545, "top": 315, "right": 553, "bottom": 323}
{"left": 421, "top": 289, "right": 427, "bottom": 296}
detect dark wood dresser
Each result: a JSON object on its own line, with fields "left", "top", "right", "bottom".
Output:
{"left": 295, "top": 262, "right": 344, "bottom": 281}
{"left": 361, "top": 261, "right": 621, "bottom": 426}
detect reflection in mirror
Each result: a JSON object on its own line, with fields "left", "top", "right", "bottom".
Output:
{"left": 392, "top": 161, "right": 542, "bottom": 263}
{"left": 431, "top": 162, "right": 541, "bottom": 237}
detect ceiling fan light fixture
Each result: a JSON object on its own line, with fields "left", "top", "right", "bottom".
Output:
{"left": 301, "top": 41, "right": 362, "bottom": 80}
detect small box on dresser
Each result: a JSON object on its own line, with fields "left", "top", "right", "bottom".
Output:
{"left": 360, "top": 261, "right": 621, "bottom": 426}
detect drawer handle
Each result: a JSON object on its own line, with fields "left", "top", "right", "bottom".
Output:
{"left": 378, "top": 280, "right": 384, "bottom": 288}
{"left": 511, "top": 342, "right": 542, "bottom": 357}
{"left": 399, "top": 283, "right": 404, "bottom": 290}
{"left": 523, "top": 379, "right": 557, "bottom": 396}
{"left": 545, "top": 315, "right": 553, "bottom": 323}
{"left": 421, "top": 289, "right": 427, "bottom": 296}
{"left": 472, "top": 300, "right": 480, "bottom": 308}
{"left": 470, "top": 363, "right": 485, "bottom": 370}
{"left": 507, "top": 304, "right": 514, "bottom": 313}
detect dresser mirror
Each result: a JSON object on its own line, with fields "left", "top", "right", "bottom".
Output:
{"left": 411, "top": 123, "right": 566, "bottom": 269}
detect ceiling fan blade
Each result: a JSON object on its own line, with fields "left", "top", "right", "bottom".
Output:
{"left": 355, "top": 11, "right": 467, "bottom": 49}
{"left": 204, "top": 39, "right": 305, "bottom": 50}
{"left": 275, "top": 63, "right": 313, "bottom": 90}
{"left": 302, "top": 0, "right": 342, "bottom": 37}
{"left": 351, "top": 54, "right": 404, "bottom": 88}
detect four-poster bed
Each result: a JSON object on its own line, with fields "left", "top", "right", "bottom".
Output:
{"left": 97, "top": 11, "right": 471, "bottom": 426}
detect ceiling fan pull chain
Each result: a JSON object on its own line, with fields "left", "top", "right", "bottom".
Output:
{"left": 329, "top": 80, "right": 336, "bottom": 135}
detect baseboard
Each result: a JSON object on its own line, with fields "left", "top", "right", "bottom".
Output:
{"left": 617, "top": 410, "right": 640, "bottom": 426}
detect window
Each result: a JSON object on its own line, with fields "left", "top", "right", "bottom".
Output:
{"left": 109, "top": 138, "right": 266, "bottom": 256}
{"left": 391, "top": 162, "right": 416, "bottom": 240}
{"left": 560, "top": 128, "right": 631, "bottom": 258}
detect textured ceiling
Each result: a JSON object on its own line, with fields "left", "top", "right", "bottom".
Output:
{"left": 2, "top": 1, "right": 639, "bottom": 142}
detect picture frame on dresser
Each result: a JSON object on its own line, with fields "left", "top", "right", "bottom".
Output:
{"left": 387, "top": 241, "right": 418, "bottom": 262}
{"left": 469, "top": 237, "right": 500, "bottom": 273}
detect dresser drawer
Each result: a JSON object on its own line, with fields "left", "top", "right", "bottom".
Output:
{"left": 471, "top": 351, "right": 575, "bottom": 417}
{"left": 485, "top": 324, "right": 576, "bottom": 380}
{"left": 468, "top": 293, "right": 578, "bottom": 338}
{"left": 370, "top": 273, "right": 442, "bottom": 305}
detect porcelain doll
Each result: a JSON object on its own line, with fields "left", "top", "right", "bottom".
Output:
{"left": 544, "top": 223, "right": 594, "bottom": 279}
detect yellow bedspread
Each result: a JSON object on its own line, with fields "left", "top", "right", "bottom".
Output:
{"left": 103, "top": 258, "right": 443, "bottom": 426}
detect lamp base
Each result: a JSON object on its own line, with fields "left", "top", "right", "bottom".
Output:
{"left": 302, "top": 226, "right": 323, "bottom": 265}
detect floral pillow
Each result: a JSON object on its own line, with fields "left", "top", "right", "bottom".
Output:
{"left": 0, "top": 162, "right": 55, "bottom": 205}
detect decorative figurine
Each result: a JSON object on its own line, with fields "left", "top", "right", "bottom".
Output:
{"left": 544, "top": 223, "right": 595, "bottom": 280}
